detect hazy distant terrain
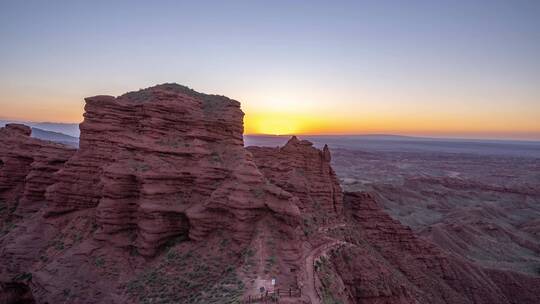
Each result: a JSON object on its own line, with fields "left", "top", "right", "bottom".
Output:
{"left": 0, "top": 120, "right": 80, "bottom": 137}
{"left": 248, "top": 135, "right": 540, "bottom": 275}
{"left": 0, "top": 120, "right": 79, "bottom": 146}
{"left": 30, "top": 127, "right": 79, "bottom": 147}
{"left": 245, "top": 135, "right": 540, "bottom": 158}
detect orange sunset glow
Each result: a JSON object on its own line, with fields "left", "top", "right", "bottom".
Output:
{"left": 1, "top": 92, "right": 539, "bottom": 140}
{"left": 1, "top": 1, "right": 539, "bottom": 141}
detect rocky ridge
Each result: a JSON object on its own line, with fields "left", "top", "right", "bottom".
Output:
{"left": 247, "top": 136, "right": 342, "bottom": 216}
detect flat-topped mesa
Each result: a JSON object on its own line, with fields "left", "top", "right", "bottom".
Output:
{"left": 46, "top": 84, "right": 244, "bottom": 214}
{"left": 0, "top": 124, "right": 75, "bottom": 219}
{"left": 247, "top": 135, "right": 343, "bottom": 216}
{"left": 45, "top": 83, "right": 300, "bottom": 256}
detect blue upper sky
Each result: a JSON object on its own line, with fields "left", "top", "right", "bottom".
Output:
{"left": 1, "top": 0, "right": 539, "bottom": 139}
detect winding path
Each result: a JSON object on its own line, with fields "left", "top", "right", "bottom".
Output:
{"left": 302, "top": 240, "right": 347, "bottom": 304}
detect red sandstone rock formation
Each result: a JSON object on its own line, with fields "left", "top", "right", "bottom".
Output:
{"left": 1, "top": 84, "right": 539, "bottom": 304}
{"left": 246, "top": 144, "right": 539, "bottom": 304}
{"left": 247, "top": 136, "right": 343, "bottom": 216}
{"left": 313, "top": 191, "right": 540, "bottom": 304}
{"left": 0, "top": 84, "right": 303, "bottom": 303}
{"left": 38, "top": 84, "right": 300, "bottom": 256}
{"left": 0, "top": 124, "right": 75, "bottom": 221}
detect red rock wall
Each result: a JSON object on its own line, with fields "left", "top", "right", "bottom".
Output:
{"left": 0, "top": 124, "right": 75, "bottom": 218}
{"left": 247, "top": 136, "right": 343, "bottom": 216}
{"left": 0, "top": 85, "right": 304, "bottom": 303}
{"left": 44, "top": 84, "right": 300, "bottom": 256}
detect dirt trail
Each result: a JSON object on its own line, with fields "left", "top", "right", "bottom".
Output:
{"left": 247, "top": 226, "right": 273, "bottom": 296}
{"left": 302, "top": 240, "right": 347, "bottom": 304}
{"left": 243, "top": 220, "right": 350, "bottom": 303}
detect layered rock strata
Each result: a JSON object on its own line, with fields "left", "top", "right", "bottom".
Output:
{"left": 0, "top": 124, "right": 75, "bottom": 219}
{"left": 247, "top": 136, "right": 343, "bottom": 216}
{"left": 44, "top": 84, "right": 300, "bottom": 256}
{"left": 314, "top": 191, "right": 540, "bottom": 304}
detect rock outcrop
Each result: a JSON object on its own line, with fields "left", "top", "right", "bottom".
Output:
{"left": 313, "top": 191, "right": 540, "bottom": 304}
{"left": 41, "top": 84, "right": 299, "bottom": 257}
{"left": 0, "top": 124, "right": 75, "bottom": 222}
{"left": 0, "top": 84, "right": 305, "bottom": 303}
{"left": 247, "top": 136, "right": 343, "bottom": 216}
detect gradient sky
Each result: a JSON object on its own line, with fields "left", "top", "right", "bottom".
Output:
{"left": 1, "top": 0, "right": 539, "bottom": 139}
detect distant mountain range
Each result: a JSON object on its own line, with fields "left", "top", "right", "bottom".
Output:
{"left": 1, "top": 120, "right": 79, "bottom": 147}
{"left": 0, "top": 120, "right": 80, "bottom": 137}
{"left": 30, "top": 127, "right": 79, "bottom": 147}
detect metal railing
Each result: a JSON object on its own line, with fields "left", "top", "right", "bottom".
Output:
{"left": 243, "top": 288, "right": 302, "bottom": 303}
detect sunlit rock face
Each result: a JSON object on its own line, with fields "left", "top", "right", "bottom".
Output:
{"left": 247, "top": 136, "right": 343, "bottom": 216}
{"left": 44, "top": 83, "right": 300, "bottom": 256}
{"left": 0, "top": 84, "right": 303, "bottom": 303}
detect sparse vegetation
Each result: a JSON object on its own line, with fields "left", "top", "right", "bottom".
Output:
{"left": 316, "top": 256, "right": 344, "bottom": 304}
{"left": 0, "top": 200, "right": 19, "bottom": 236}
{"left": 210, "top": 152, "right": 221, "bottom": 163}
{"left": 0, "top": 221, "right": 15, "bottom": 237}
{"left": 91, "top": 222, "right": 98, "bottom": 233}
{"left": 162, "top": 234, "right": 188, "bottom": 251}
{"left": 54, "top": 240, "right": 65, "bottom": 251}
{"left": 126, "top": 239, "right": 244, "bottom": 304}
{"left": 129, "top": 246, "right": 139, "bottom": 257}
{"left": 62, "top": 288, "right": 72, "bottom": 299}
{"left": 219, "top": 238, "right": 231, "bottom": 252}
{"left": 73, "top": 232, "right": 82, "bottom": 243}
{"left": 155, "top": 137, "right": 189, "bottom": 149}
{"left": 342, "top": 251, "right": 351, "bottom": 264}
{"left": 266, "top": 255, "right": 276, "bottom": 268}
{"left": 302, "top": 217, "right": 316, "bottom": 236}
{"left": 13, "top": 272, "right": 32, "bottom": 281}
{"left": 295, "top": 168, "right": 306, "bottom": 177}
{"left": 94, "top": 257, "right": 105, "bottom": 267}
{"left": 250, "top": 187, "right": 265, "bottom": 198}
{"left": 132, "top": 162, "right": 151, "bottom": 172}
{"left": 61, "top": 287, "right": 78, "bottom": 301}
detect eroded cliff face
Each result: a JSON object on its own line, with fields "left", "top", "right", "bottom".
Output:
{"left": 247, "top": 136, "right": 343, "bottom": 216}
{"left": 43, "top": 84, "right": 300, "bottom": 256}
{"left": 247, "top": 143, "right": 539, "bottom": 304}
{"left": 313, "top": 192, "right": 540, "bottom": 304}
{"left": 0, "top": 124, "right": 75, "bottom": 225}
{"left": 0, "top": 84, "right": 304, "bottom": 304}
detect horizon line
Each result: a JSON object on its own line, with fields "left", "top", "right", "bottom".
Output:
{"left": 2, "top": 117, "right": 539, "bottom": 142}
{"left": 244, "top": 133, "right": 540, "bottom": 143}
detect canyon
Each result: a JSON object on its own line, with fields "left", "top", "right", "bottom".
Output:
{"left": 1, "top": 84, "right": 539, "bottom": 304}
